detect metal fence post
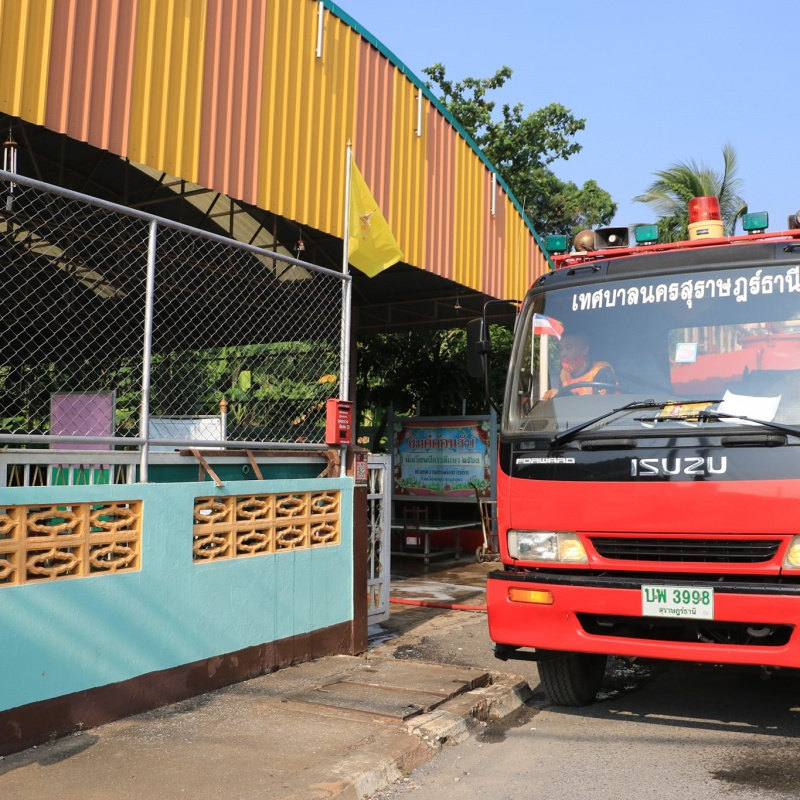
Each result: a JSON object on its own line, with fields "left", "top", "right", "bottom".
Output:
{"left": 139, "top": 220, "right": 158, "bottom": 482}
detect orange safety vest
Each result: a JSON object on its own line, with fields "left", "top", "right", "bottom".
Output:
{"left": 560, "top": 361, "right": 615, "bottom": 395}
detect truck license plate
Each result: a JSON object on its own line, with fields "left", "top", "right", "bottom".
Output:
{"left": 642, "top": 585, "right": 714, "bottom": 620}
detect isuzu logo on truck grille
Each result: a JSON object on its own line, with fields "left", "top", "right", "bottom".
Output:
{"left": 631, "top": 456, "right": 727, "bottom": 477}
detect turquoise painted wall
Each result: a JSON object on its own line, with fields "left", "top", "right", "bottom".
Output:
{"left": 0, "top": 478, "right": 353, "bottom": 711}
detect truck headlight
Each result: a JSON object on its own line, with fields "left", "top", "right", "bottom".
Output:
{"left": 507, "top": 530, "right": 587, "bottom": 562}
{"left": 783, "top": 536, "right": 800, "bottom": 569}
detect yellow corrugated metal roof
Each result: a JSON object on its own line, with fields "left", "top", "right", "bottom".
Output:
{"left": 0, "top": 0, "right": 549, "bottom": 298}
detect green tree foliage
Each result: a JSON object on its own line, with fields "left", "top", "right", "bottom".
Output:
{"left": 633, "top": 143, "right": 747, "bottom": 241}
{"left": 0, "top": 342, "right": 340, "bottom": 443}
{"left": 196, "top": 342, "right": 338, "bottom": 440}
{"left": 423, "top": 63, "right": 616, "bottom": 236}
{"left": 357, "top": 326, "right": 513, "bottom": 449}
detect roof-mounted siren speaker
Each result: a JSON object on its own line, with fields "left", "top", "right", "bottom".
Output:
{"left": 594, "top": 227, "right": 629, "bottom": 249}
{"left": 787, "top": 211, "right": 800, "bottom": 230}
{"left": 573, "top": 230, "right": 595, "bottom": 252}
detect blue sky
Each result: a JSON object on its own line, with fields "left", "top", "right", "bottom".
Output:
{"left": 336, "top": 0, "right": 797, "bottom": 233}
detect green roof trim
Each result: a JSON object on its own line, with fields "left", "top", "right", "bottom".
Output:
{"left": 324, "top": 1, "right": 548, "bottom": 259}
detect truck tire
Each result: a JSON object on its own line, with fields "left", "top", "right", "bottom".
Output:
{"left": 537, "top": 652, "right": 607, "bottom": 706}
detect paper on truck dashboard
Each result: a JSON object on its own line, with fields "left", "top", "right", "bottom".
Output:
{"left": 717, "top": 390, "right": 781, "bottom": 425}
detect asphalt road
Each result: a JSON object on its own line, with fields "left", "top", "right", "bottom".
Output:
{"left": 369, "top": 560, "right": 800, "bottom": 800}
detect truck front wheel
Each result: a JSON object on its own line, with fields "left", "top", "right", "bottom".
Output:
{"left": 536, "top": 652, "right": 607, "bottom": 706}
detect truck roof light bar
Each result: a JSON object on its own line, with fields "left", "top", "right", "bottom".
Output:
{"left": 544, "top": 234, "right": 568, "bottom": 254}
{"left": 550, "top": 228, "right": 800, "bottom": 270}
{"left": 742, "top": 211, "right": 769, "bottom": 235}
{"left": 688, "top": 196, "right": 724, "bottom": 240}
{"left": 634, "top": 224, "right": 659, "bottom": 245}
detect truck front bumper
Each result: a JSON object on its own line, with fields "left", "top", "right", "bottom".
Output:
{"left": 487, "top": 570, "right": 800, "bottom": 668}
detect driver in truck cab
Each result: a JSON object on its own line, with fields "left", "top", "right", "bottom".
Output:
{"left": 544, "top": 331, "right": 617, "bottom": 398}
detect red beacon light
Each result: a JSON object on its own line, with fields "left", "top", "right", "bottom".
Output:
{"left": 688, "top": 196, "right": 724, "bottom": 240}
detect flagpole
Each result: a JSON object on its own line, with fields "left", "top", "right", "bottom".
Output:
{"left": 340, "top": 141, "right": 353, "bottom": 401}
{"left": 339, "top": 142, "right": 354, "bottom": 477}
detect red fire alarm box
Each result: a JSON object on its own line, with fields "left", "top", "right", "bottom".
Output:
{"left": 325, "top": 398, "right": 353, "bottom": 445}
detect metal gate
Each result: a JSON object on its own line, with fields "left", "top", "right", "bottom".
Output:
{"left": 366, "top": 454, "right": 391, "bottom": 624}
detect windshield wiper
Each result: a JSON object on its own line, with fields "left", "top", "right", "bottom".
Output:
{"left": 549, "top": 399, "right": 693, "bottom": 449}
{"left": 697, "top": 409, "right": 800, "bottom": 438}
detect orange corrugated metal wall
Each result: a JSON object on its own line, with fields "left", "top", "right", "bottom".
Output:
{"left": 0, "top": 0, "right": 547, "bottom": 298}
{"left": 355, "top": 40, "right": 394, "bottom": 225}
{"left": 389, "top": 69, "right": 425, "bottom": 270}
{"left": 424, "top": 105, "right": 455, "bottom": 280}
{"left": 198, "top": 0, "right": 266, "bottom": 204}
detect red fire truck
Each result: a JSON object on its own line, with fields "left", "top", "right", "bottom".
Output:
{"left": 481, "top": 200, "right": 800, "bottom": 705}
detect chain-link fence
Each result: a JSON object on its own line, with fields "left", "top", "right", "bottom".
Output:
{"left": 0, "top": 171, "right": 347, "bottom": 456}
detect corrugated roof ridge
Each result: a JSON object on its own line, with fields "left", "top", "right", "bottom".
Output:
{"left": 323, "top": 0, "right": 545, "bottom": 252}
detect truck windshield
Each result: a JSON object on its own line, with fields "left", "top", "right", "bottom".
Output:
{"left": 505, "top": 262, "right": 800, "bottom": 437}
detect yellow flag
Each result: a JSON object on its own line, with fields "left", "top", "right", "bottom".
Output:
{"left": 348, "top": 159, "right": 403, "bottom": 277}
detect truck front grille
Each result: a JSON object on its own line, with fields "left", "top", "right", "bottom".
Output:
{"left": 589, "top": 537, "right": 781, "bottom": 564}
{"left": 577, "top": 613, "right": 793, "bottom": 647}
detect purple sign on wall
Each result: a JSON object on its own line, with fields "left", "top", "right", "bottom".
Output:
{"left": 50, "top": 392, "right": 115, "bottom": 450}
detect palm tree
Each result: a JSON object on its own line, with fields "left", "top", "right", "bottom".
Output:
{"left": 633, "top": 144, "right": 747, "bottom": 241}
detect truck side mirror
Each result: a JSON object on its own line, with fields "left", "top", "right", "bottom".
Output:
{"left": 468, "top": 299, "right": 519, "bottom": 415}
{"left": 467, "top": 318, "right": 490, "bottom": 378}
